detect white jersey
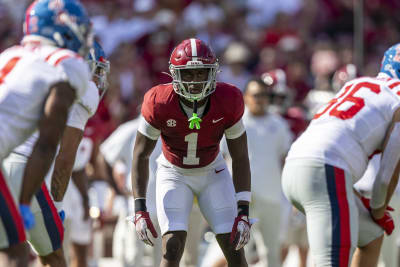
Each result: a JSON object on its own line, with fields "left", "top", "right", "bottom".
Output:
{"left": 100, "top": 117, "right": 162, "bottom": 215}
{"left": 14, "top": 81, "right": 99, "bottom": 157}
{"left": 0, "top": 44, "right": 90, "bottom": 160}
{"left": 221, "top": 109, "right": 292, "bottom": 203}
{"left": 287, "top": 76, "right": 400, "bottom": 180}
{"left": 73, "top": 137, "right": 94, "bottom": 172}
{"left": 244, "top": 111, "right": 292, "bottom": 203}
{"left": 100, "top": 117, "right": 162, "bottom": 189}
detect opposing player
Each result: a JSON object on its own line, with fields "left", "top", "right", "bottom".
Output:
{"left": 131, "top": 38, "right": 252, "bottom": 267}
{"left": 62, "top": 41, "right": 109, "bottom": 267}
{"left": 0, "top": 0, "right": 92, "bottom": 266}
{"left": 2, "top": 40, "right": 107, "bottom": 267}
{"left": 282, "top": 43, "right": 400, "bottom": 267}
{"left": 97, "top": 117, "right": 162, "bottom": 267}
{"left": 63, "top": 138, "right": 95, "bottom": 267}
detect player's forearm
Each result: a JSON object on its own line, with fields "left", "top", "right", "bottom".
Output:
{"left": 385, "top": 170, "right": 400, "bottom": 207}
{"left": 21, "top": 84, "right": 75, "bottom": 204}
{"left": 20, "top": 140, "right": 58, "bottom": 204}
{"left": 226, "top": 133, "right": 251, "bottom": 204}
{"left": 96, "top": 153, "right": 113, "bottom": 181}
{"left": 50, "top": 156, "right": 75, "bottom": 201}
{"left": 95, "top": 153, "right": 123, "bottom": 195}
{"left": 71, "top": 170, "right": 89, "bottom": 203}
{"left": 371, "top": 133, "right": 400, "bottom": 210}
{"left": 131, "top": 156, "right": 150, "bottom": 198}
{"left": 131, "top": 132, "right": 157, "bottom": 199}
{"left": 371, "top": 161, "right": 400, "bottom": 217}
{"left": 231, "top": 156, "right": 251, "bottom": 203}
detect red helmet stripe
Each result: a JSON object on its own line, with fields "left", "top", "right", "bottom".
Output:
{"left": 24, "top": 1, "right": 37, "bottom": 34}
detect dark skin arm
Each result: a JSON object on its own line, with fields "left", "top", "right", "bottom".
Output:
{"left": 371, "top": 108, "right": 400, "bottom": 219}
{"left": 20, "top": 82, "right": 75, "bottom": 204}
{"left": 51, "top": 126, "right": 84, "bottom": 201}
{"left": 226, "top": 132, "right": 251, "bottom": 206}
{"left": 95, "top": 152, "right": 125, "bottom": 195}
{"left": 71, "top": 168, "right": 90, "bottom": 220}
{"left": 131, "top": 131, "right": 157, "bottom": 199}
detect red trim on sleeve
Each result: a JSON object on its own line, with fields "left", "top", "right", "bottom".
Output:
{"left": 54, "top": 55, "right": 72, "bottom": 66}
{"left": 45, "top": 48, "right": 65, "bottom": 62}
{"left": 388, "top": 81, "right": 400, "bottom": 96}
{"left": 389, "top": 81, "right": 400, "bottom": 89}
{"left": 0, "top": 57, "right": 21, "bottom": 84}
{"left": 45, "top": 49, "right": 82, "bottom": 66}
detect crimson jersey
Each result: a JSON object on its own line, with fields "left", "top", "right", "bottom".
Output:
{"left": 142, "top": 82, "right": 244, "bottom": 168}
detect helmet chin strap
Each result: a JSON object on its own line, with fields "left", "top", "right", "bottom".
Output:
{"left": 188, "top": 99, "right": 202, "bottom": 130}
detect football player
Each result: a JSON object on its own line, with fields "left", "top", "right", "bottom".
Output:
{"left": 63, "top": 41, "right": 109, "bottom": 267}
{"left": 3, "top": 40, "right": 108, "bottom": 267}
{"left": 63, "top": 137, "right": 95, "bottom": 267}
{"left": 0, "top": 0, "right": 92, "bottom": 266}
{"left": 131, "top": 38, "right": 252, "bottom": 267}
{"left": 353, "top": 153, "right": 400, "bottom": 267}
{"left": 282, "top": 43, "right": 400, "bottom": 267}
{"left": 98, "top": 117, "right": 162, "bottom": 267}
{"left": 221, "top": 77, "right": 293, "bottom": 267}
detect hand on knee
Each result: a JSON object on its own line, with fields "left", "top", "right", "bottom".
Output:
{"left": 39, "top": 248, "right": 66, "bottom": 267}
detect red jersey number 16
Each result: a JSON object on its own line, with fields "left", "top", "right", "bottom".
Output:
{"left": 313, "top": 81, "right": 381, "bottom": 120}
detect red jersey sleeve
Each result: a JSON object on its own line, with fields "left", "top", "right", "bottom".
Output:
{"left": 225, "top": 85, "right": 245, "bottom": 129}
{"left": 141, "top": 87, "right": 161, "bottom": 130}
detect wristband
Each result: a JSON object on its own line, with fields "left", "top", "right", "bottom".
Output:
{"left": 134, "top": 198, "right": 147, "bottom": 212}
{"left": 237, "top": 204, "right": 249, "bottom": 216}
{"left": 235, "top": 191, "right": 251, "bottom": 202}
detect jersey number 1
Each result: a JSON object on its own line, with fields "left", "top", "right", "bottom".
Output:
{"left": 183, "top": 133, "right": 200, "bottom": 165}
{"left": 313, "top": 81, "right": 381, "bottom": 120}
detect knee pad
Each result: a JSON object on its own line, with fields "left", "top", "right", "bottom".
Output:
{"left": 164, "top": 235, "right": 185, "bottom": 261}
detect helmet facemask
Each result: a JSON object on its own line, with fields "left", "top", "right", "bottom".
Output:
{"left": 168, "top": 38, "right": 218, "bottom": 129}
{"left": 88, "top": 57, "right": 110, "bottom": 98}
{"left": 87, "top": 40, "right": 110, "bottom": 98}
{"left": 169, "top": 62, "right": 219, "bottom": 102}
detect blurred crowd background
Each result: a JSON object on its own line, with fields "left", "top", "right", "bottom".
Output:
{"left": 2, "top": 0, "right": 400, "bottom": 132}
{"left": 2, "top": 0, "right": 400, "bottom": 266}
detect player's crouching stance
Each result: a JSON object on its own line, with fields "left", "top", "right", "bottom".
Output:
{"left": 2, "top": 40, "right": 108, "bottom": 267}
{"left": 131, "top": 39, "right": 253, "bottom": 267}
{"left": 282, "top": 43, "right": 400, "bottom": 267}
{"left": 0, "top": 0, "right": 93, "bottom": 266}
